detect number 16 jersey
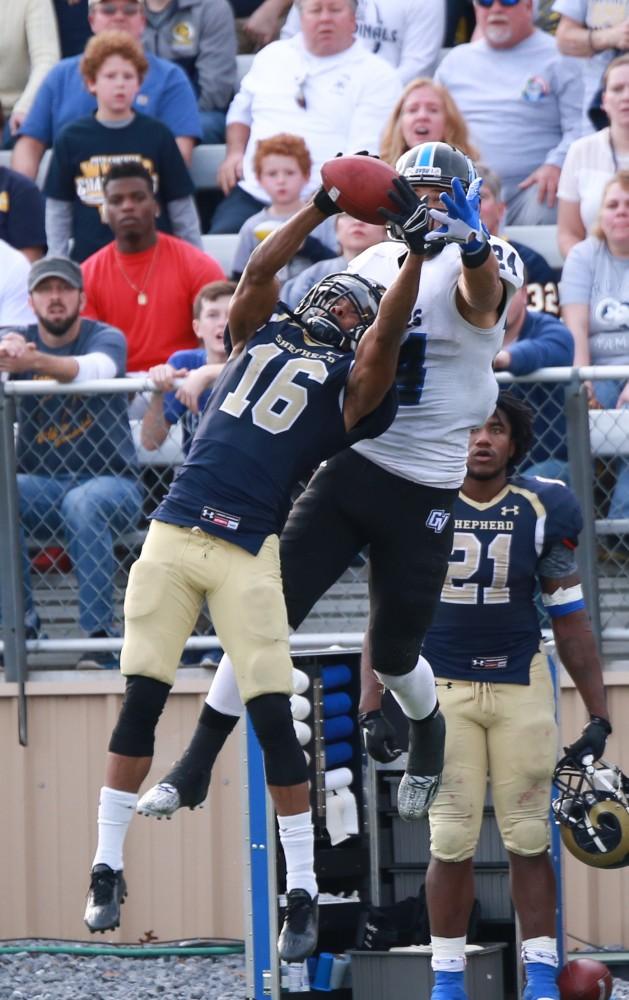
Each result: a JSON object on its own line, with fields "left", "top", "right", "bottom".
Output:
{"left": 348, "top": 237, "right": 523, "bottom": 489}
{"left": 153, "top": 312, "right": 397, "bottom": 555}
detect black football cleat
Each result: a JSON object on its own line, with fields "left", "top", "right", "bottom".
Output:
{"left": 84, "top": 864, "right": 127, "bottom": 933}
{"left": 136, "top": 758, "right": 212, "bottom": 818}
{"left": 278, "top": 889, "right": 319, "bottom": 963}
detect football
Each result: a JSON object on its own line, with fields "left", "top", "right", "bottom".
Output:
{"left": 320, "top": 154, "right": 400, "bottom": 225}
{"left": 558, "top": 958, "right": 613, "bottom": 1000}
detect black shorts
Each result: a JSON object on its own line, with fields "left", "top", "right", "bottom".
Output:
{"left": 280, "top": 449, "right": 457, "bottom": 675}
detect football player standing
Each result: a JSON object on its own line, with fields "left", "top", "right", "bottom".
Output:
{"left": 364, "top": 393, "right": 610, "bottom": 1000}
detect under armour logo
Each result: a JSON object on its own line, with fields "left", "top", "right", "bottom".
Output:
{"left": 501, "top": 505, "right": 519, "bottom": 516}
{"left": 426, "top": 509, "right": 451, "bottom": 533}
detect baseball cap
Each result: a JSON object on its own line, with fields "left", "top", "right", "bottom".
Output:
{"left": 28, "top": 257, "right": 84, "bottom": 293}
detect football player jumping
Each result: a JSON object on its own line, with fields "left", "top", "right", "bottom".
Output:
{"left": 84, "top": 171, "right": 430, "bottom": 960}
{"left": 139, "top": 143, "right": 523, "bottom": 825}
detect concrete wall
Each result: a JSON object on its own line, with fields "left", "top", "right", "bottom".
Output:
{"left": 1, "top": 669, "right": 628, "bottom": 948}
{"left": 0, "top": 674, "right": 243, "bottom": 943}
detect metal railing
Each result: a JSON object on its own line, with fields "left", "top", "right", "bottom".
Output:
{"left": 2, "top": 368, "right": 629, "bottom": 693}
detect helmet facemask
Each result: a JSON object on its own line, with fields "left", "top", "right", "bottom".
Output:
{"left": 552, "top": 755, "right": 629, "bottom": 869}
{"left": 293, "top": 273, "right": 385, "bottom": 352}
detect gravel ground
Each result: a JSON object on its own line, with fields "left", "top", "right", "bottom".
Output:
{"left": 0, "top": 949, "right": 247, "bottom": 1000}
{"left": 0, "top": 945, "right": 627, "bottom": 999}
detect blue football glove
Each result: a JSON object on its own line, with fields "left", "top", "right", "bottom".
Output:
{"left": 426, "top": 176, "right": 487, "bottom": 247}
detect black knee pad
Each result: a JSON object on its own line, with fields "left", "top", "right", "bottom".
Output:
{"left": 246, "top": 693, "right": 308, "bottom": 787}
{"left": 108, "top": 675, "right": 171, "bottom": 757}
{"left": 369, "top": 629, "right": 423, "bottom": 677}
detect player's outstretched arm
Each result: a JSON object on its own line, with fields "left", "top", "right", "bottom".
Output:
{"left": 344, "top": 248, "right": 422, "bottom": 430}
{"left": 456, "top": 234, "right": 504, "bottom": 326}
{"left": 227, "top": 199, "right": 332, "bottom": 350}
{"left": 428, "top": 177, "right": 504, "bottom": 326}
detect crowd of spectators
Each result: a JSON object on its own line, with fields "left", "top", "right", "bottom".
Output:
{"left": 2, "top": 0, "right": 629, "bottom": 659}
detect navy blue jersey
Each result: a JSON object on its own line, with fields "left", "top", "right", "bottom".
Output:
{"left": 153, "top": 313, "right": 397, "bottom": 554}
{"left": 422, "top": 475, "right": 583, "bottom": 684}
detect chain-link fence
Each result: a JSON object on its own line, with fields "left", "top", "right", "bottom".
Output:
{"left": 1, "top": 370, "right": 629, "bottom": 683}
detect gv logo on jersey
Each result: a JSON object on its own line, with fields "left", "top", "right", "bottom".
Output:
{"left": 426, "top": 509, "right": 451, "bottom": 533}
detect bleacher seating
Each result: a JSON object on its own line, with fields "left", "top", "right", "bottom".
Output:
{"left": 190, "top": 143, "right": 225, "bottom": 190}
{"left": 201, "top": 233, "right": 239, "bottom": 275}
{"left": 503, "top": 224, "right": 563, "bottom": 269}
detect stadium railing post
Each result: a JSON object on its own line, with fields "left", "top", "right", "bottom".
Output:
{"left": 0, "top": 378, "right": 28, "bottom": 691}
{"left": 565, "top": 379, "right": 602, "bottom": 649}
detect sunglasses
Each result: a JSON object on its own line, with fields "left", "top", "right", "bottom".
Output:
{"left": 476, "top": 0, "right": 521, "bottom": 7}
{"left": 94, "top": 2, "right": 143, "bottom": 14}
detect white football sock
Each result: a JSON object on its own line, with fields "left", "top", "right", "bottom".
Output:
{"left": 92, "top": 786, "right": 138, "bottom": 871}
{"left": 431, "top": 935, "right": 467, "bottom": 972}
{"left": 376, "top": 655, "right": 437, "bottom": 721}
{"left": 522, "top": 937, "right": 558, "bottom": 968}
{"left": 277, "top": 810, "right": 318, "bottom": 899}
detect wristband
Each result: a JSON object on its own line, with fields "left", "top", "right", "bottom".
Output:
{"left": 313, "top": 185, "right": 341, "bottom": 217}
{"left": 460, "top": 240, "right": 491, "bottom": 268}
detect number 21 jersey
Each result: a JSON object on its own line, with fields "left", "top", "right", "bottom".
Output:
{"left": 422, "top": 474, "right": 583, "bottom": 684}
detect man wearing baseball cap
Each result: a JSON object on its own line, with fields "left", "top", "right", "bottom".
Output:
{"left": 0, "top": 256, "right": 142, "bottom": 669}
{"left": 11, "top": 0, "right": 201, "bottom": 180}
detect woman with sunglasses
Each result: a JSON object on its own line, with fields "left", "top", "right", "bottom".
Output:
{"left": 435, "top": 0, "right": 583, "bottom": 224}
{"left": 558, "top": 53, "right": 629, "bottom": 257}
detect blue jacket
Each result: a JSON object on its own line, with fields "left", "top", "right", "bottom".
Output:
{"left": 508, "top": 309, "right": 574, "bottom": 464}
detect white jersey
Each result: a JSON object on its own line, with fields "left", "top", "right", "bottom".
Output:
{"left": 348, "top": 237, "right": 523, "bottom": 489}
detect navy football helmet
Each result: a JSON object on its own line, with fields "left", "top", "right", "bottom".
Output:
{"left": 293, "top": 272, "right": 385, "bottom": 352}
{"left": 552, "top": 754, "right": 629, "bottom": 869}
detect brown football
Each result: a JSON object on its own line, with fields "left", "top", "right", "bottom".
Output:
{"left": 558, "top": 958, "right": 613, "bottom": 1000}
{"left": 320, "top": 154, "right": 400, "bottom": 225}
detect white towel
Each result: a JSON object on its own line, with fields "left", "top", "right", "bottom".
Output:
{"left": 325, "top": 791, "right": 349, "bottom": 846}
